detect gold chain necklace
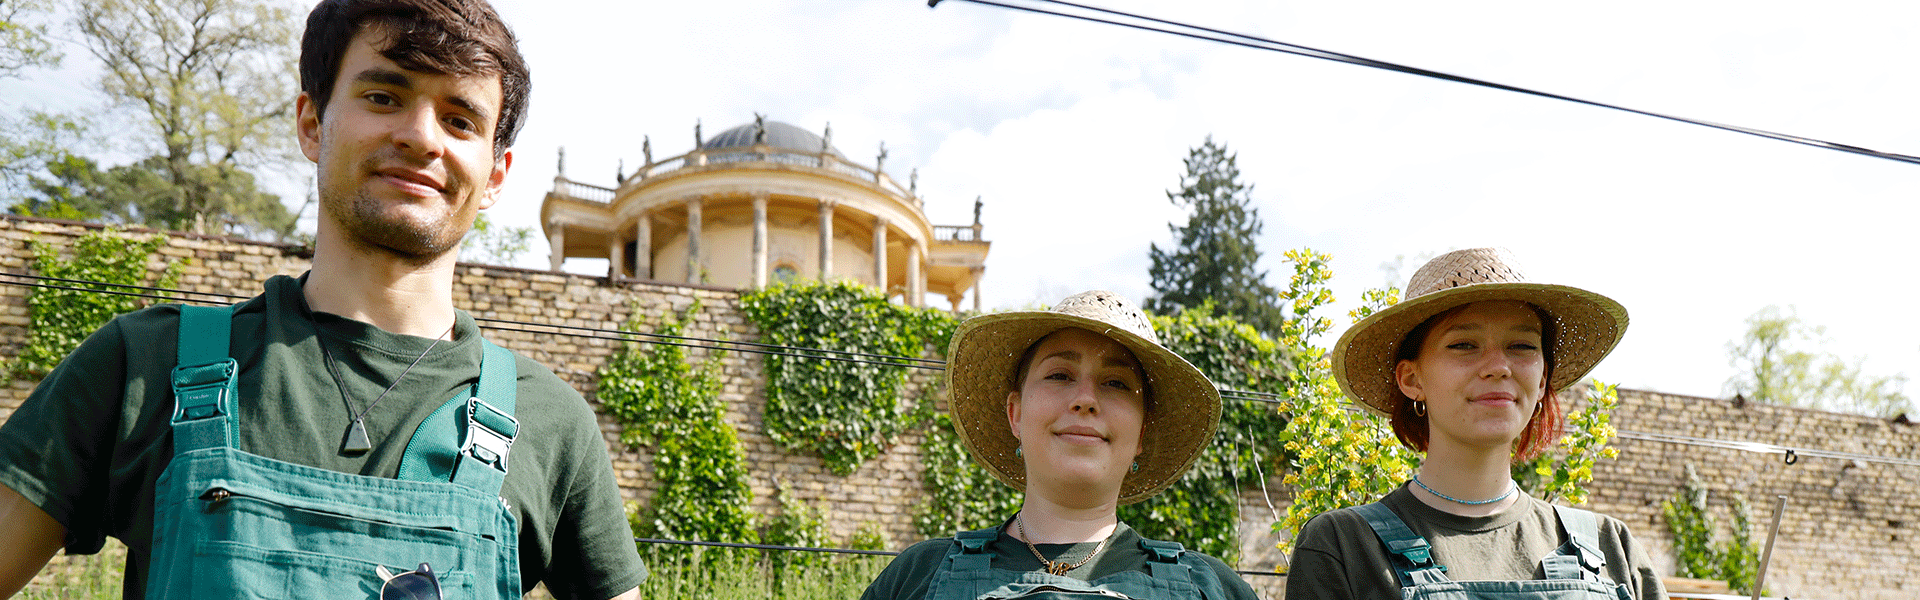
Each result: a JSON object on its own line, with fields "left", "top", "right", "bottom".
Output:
{"left": 1015, "top": 513, "right": 1112, "bottom": 577}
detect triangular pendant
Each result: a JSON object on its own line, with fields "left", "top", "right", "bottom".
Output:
{"left": 341, "top": 419, "right": 372, "bottom": 454}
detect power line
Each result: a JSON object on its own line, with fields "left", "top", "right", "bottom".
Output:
{"left": 3, "top": 273, "right": 1917, "bottom": 469}
{"left": 926, "top": 0, "right": 1920, "bottom": 167}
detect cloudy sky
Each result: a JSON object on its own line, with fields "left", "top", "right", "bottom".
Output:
{"left": 7, "top": 0, "right": 1917, "bottom": 407}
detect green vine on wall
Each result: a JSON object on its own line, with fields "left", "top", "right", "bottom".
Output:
{"left": 598, "top": 300, "right": 758, "bottom": 564}
{"left": 739, "top": 280, "right": 955, "bottom": 475}
{"left": 14, "top": 228, "right": 183, "bottom": 381}
{"left": 914, "top": 411, "right": 1022, "bottom": 538}
{"left": 1663, "top": 465, "right": 1761, "bottom": 595}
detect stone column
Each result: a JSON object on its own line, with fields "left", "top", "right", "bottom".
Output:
{"left": 547, "top": 222, "right": 565, "bottom": 272}
{"left": 817, "top": 200, "right": 835, "bottom": 279}
{"left": 634, "top": 213, "right": 652, "bottom": 280}
{"left": 752, "top": 193, "right": 769, "bottom": 289}
{"left": 686, "top": 198, "right": 703, "bottom": 284}
{"left": 608, "top": 236, "right": 624, "bottom": 281}
{"left": 906, "top": 243, "right": 923, "bottom": 308}
{"left": 872, "top": 216, "right": 888, "bottom": 293}
{"left": 971, "top": 266, "right": 984, "bottom": 313}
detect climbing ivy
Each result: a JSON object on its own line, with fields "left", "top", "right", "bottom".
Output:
{"left": 599, "top": 300, "right": 757, "bottom": 565}
{"left": 761, "top": 482, "right": 829, "bottom": 593}
{"left": 14, "top": 228, "right": 183, "bottom": 381}
{"left": 914, "top": 411, "right": 1021, "bottom": 538}
{"left": 739, "top": 280, "right": 955, "bottom": 475}
{"left": 1662, "top": 465, "right": 1761, "bottom": 595}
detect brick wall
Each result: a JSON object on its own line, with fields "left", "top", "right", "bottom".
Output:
{"left": 1587, "top": 390, "right": 1919, "bottom": 600}
{"left": 3, "top": 217, "right": 1914, "bottom": 599}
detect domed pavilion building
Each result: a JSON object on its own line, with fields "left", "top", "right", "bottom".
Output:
{"left": 540, "top": 117, "right": 989, "bottom": 311}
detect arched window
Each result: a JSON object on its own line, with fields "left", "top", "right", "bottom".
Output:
{"left": 772, "top": 263, "right": 799, "bottom": 283}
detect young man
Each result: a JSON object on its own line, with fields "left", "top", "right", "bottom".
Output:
{"left": 0, "top": 1, "right": 645, "bottom": 598}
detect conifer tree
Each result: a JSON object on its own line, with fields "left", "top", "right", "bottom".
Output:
{"left": 1146, "top": 137, "right": 1285, "bottom": 337}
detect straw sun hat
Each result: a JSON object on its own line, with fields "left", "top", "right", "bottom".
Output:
{"left": 946, "top": 290, "right": 1221, "bottom": 505}
{"left": 1332, "top": 248, "right": 1629, "bottom": 417}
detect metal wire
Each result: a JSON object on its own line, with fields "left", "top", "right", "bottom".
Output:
{"left": 929, "top": 0, "right": 1920, "bottom": 167}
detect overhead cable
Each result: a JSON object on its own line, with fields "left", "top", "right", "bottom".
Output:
{"left": 926, "top": 0, "right": 1920, "bottom": 167}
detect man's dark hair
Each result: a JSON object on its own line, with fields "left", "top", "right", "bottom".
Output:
{"left": 300, "top": 0, "right": 530, "bottom": 156}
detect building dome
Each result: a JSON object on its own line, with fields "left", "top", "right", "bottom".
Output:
{"left": 702, "top": 120, "right": 841, "bottom": 156}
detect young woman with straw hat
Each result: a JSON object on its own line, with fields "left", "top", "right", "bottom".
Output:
{"left": 862, "top": 291, "right": 1260, "bottom": 600}
{"left": 1286, "top": 248, "right": 1667, "bottom": 600}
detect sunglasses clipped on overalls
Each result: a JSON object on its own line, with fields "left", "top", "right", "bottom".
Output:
{"left": 147, "top": 304, "right": 522, "bottom": 599}
{"left": 921, "top": 525, "right": 1233, "bottom": 600}
{"left": 1354, "top": 503, "right": 1636, "bottom": 600}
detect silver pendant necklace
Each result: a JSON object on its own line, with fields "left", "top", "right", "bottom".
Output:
{"left": 316, "top": 321, "right": 454, "bottom": 455}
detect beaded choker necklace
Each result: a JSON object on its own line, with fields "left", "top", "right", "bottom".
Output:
{"left": 1412, "top": 474, "right": 1517, "bottom": 506}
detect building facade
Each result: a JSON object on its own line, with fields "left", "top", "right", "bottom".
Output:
{"left": 540, "top": 118, "right": 989, "bottom": 310}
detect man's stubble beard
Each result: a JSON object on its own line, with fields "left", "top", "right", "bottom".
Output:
{"left": 323, "top": 185, "right": 474, "bottom": 263}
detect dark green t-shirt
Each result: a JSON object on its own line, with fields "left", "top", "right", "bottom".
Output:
{"left": 0, "top": 275, "right": 645, "bottom": 600}
{"left": 860, "top": 519, "right": 1261, "bottom": 600}
{"left": 1285, "top": 485, "right": 1667, "bottom": 600}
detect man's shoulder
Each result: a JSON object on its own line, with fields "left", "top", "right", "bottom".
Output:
{"left": 501, "top": 347, "right": 585, "bottom": 404}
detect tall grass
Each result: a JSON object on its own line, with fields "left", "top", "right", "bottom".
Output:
{"left": 635, "top": 544, "right": 891, "bottom": 600}
{"left": 19, "top": 541, "right": 124, "bottom": 600}
{"left": 18, "top": 539, "right": 894, "bottom": 599}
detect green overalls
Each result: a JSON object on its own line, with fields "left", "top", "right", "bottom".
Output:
{"left": 145, "top": 304, "right": 522, "bottom": 599}
{"left": 1354, "top": 503, "right": 1635, "bottom": 600}
{"left": 922, "top": 525, "right": 1231, "bottom": 600}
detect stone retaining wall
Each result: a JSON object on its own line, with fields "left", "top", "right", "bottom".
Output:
{"left": 3, "top": 217, "right": 1914, "bottom": 599}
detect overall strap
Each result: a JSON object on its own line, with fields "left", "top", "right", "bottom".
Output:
{"left": 1542, "top": 505, "right": 1611, "bottom": 581}
{"left": 1138, "top": 539, "right": 1192, "bottom": 583}
{"left": 1141, "top": 538, "right": 1230, "bottom": 599}
{"left": 445, "top": 340, "right": 519, "bottom": 494}
{"left": 1353, "top": 503, "right": 1451, "bottom": 588}
{"left": 948, "top": 526, "right": 999, "bottom": 573}
{"left": 396, "top": 339, "right": 519, "bottom": 494}
{"left": 171, "top": 304, "right": 240, "bottom": 453}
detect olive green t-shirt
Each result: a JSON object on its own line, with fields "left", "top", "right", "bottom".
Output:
{"left": 1285, "top": 485, "right": 1666, "bottom": 600}
{"left": 0, "top": 275, "right": 645, "bottom": 600}
{"left": 860, "top": 519, "right": 1261, "bottom": 600}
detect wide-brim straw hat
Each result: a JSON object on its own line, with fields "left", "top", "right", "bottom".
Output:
{"left": 947, "top": 290, "right": 1221, "bottom": 505}
{"left": 1332, "top": 248, "right": 1629, "bottom": 416}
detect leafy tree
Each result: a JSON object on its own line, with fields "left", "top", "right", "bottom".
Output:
{"left": 1724, "top": 305, "right": 1912, "bottom": 417}
{"left": 460, "top": 213, "right": 535, "bottom": 265}
{"left": 0, "top": 111, "right": 88, "bottom": 200}
{"left": 1146, "top": 137, "right": 1286, "bottom": 337}
{"left": 64, "top": 0, "right": 300, "bottom": 237}
{"left": 0, "top": 0, "right": 61, "bottom": 77}
{"left": 12, "top": 155, "right": 292, "bottom": 236}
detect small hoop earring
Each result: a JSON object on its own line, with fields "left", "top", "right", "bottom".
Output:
{"left": 1413, "top": 400, "right": 1427, "bottom": 417}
